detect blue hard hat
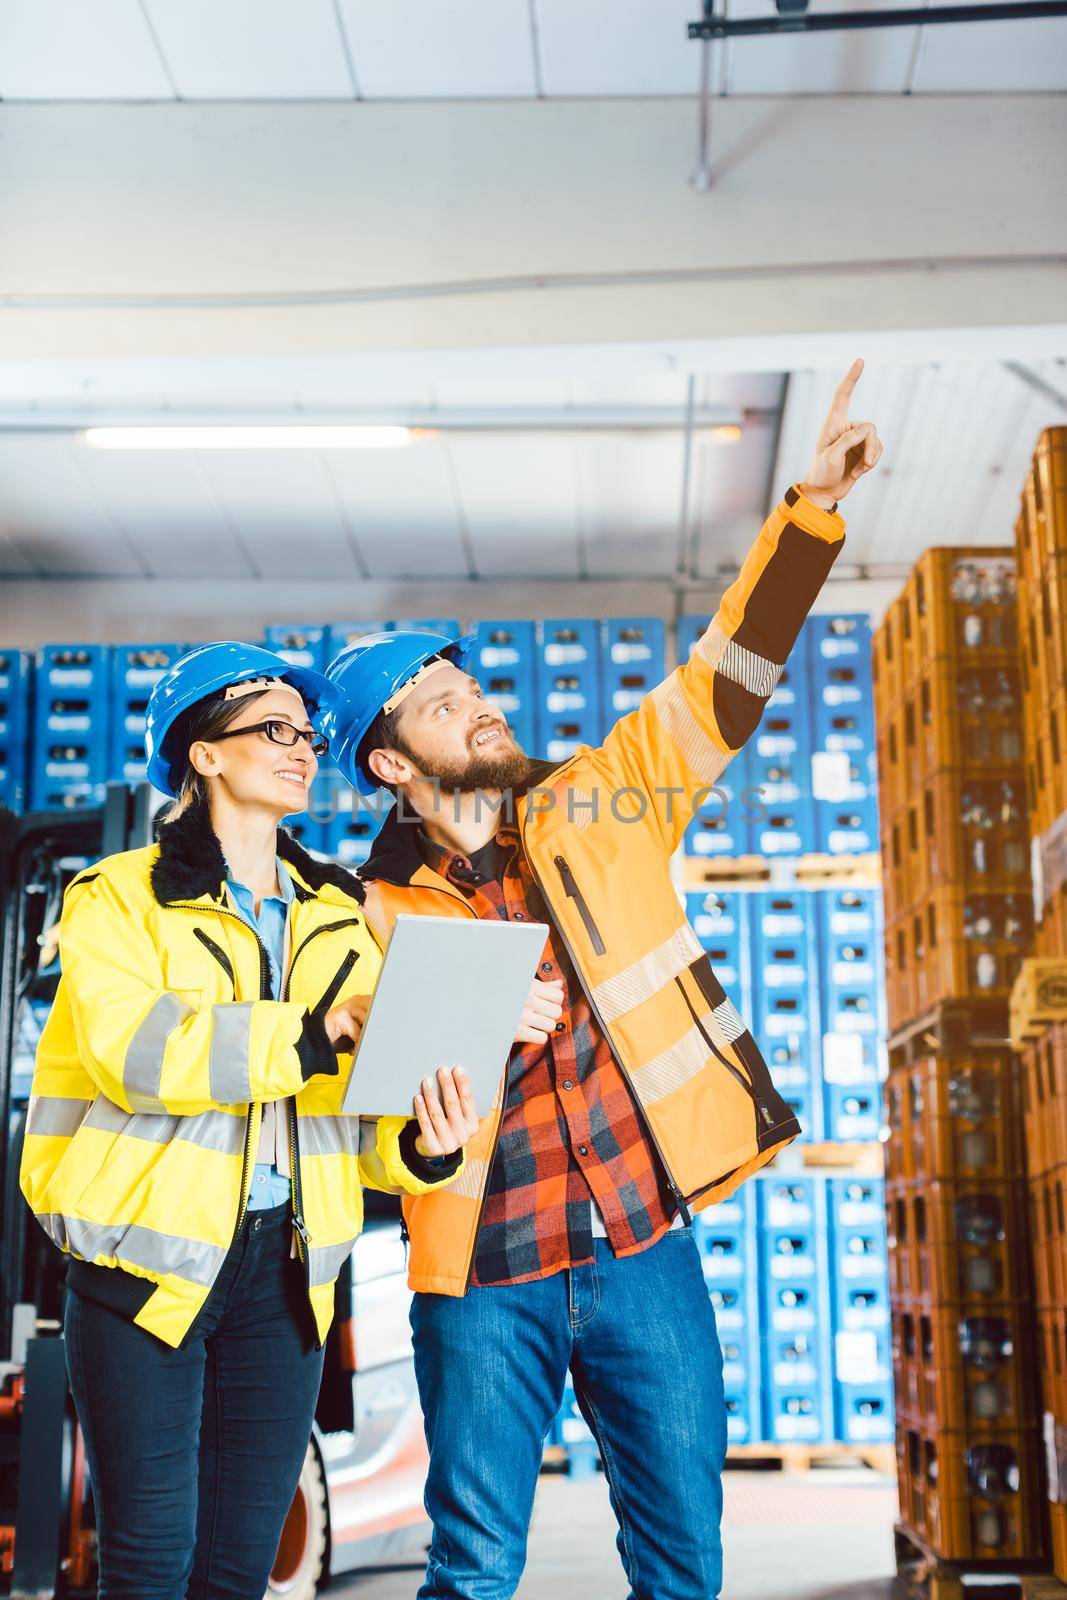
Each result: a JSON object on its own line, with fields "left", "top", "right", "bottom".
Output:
{"left": 319, "top": 630, "right": 475, "bottom": 795}
{"left": 145, "top": 641, "right": 338, "bottom": 796}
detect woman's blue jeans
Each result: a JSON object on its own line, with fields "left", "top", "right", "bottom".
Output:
{"left": 63, "top": 1201, "right": 324, "bottom": 1600}
{"left": 411, "top": 1226, "right": 728, "bottom": 1600}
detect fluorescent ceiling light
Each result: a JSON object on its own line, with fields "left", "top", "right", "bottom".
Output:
{"left": 83, "top": 424, "right": 415, "bottom": 450}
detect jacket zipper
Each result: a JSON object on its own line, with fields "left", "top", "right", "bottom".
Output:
{"left": 528, "top": 839, "right": 691, "bottom": 1224}
{"left": 281, "top": 918, "right": 362, "bottom": 1315}
{"left": 193, "top": 927, "right": 236, "bottom": 994}
{"left": 172, "top": 900, "right": 275, "bottom": 1258}
{"left": 673, "top": 976, "right": 776, "bottom": 1138}
{"left": 554, "top": 855, "right": 606, "bottom": 956}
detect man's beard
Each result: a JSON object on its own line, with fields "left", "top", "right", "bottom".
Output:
{"left": 422, "top": 731, "right": 534, "bottom": 795}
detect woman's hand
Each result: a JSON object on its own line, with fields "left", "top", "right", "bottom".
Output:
{"left": 414, "top": 1066, "right": 480, "bottom": 1158}
{"left": 322, "top": 995, "right": 371, "bottom": 1053}
{"left": 515, "top": 977, "right": 565, "bottom": 1045}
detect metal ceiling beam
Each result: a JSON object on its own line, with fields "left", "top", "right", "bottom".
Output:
{"left": 689, "top": 0, "right": 1067, "bottom": 37}
{"left": 0, "top": 405, "right": 777, "bottom": 436}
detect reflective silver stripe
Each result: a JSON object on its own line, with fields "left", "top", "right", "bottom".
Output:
{"left": 712, "top": 996, "right": 748, "bottom": 1043}
{"left": 445, "top": 1155, "right": 489, "bottom": 1202}
{"left": 629, "top": 1024, "right": 710, "bottom": 1105}
{"left": 208, "top": 1002, "right": 255, "bottom": 1105}
{"left": 592, "top": 924, "right": 704, "bottom": 1025}
{"left": 651, "top": 676, "right": 731, "bottom": 788}
{"left": 307, "top": 1238, "right": 358, "bottom": 1287}
{"left": 39, "top": 1215, "right": 225, "bottom": 1287}
{"left": 298, "top": 1115, "right": 363, "bottom": 1160}
{"left": 25, "top": 1095, "right": 92, "bottom": 1139}
{"left": 696, "top": 620, "right": 783, "bottom": 698}
{"left": 630, "top": 1003, "right": 748, "bottom": 1106}
{"left": 124, "top": 992, "right": 192, "bottom": 1113}
{"left": 84, "top": 1095, "right": 245, "bottom": 1155}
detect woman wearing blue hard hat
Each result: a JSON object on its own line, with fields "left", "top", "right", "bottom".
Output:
{"left": 20, "top": 640, "right": 478, "bottom": 1600}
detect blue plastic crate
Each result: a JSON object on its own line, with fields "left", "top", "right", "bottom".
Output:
{"left": 827, "top": 1178, "right": 890, "bottom": 1327}
{"left": 752, "top": 892, "right": 822, "bottom": 1140}
{"left": 31, "top": 645, "right": 111, "bottom": 809}
{"left": 471, "top": 621, "right": 537, "bottom": 754}
{"left": 600, "top": 618, "right": 665, "bottom": 722}
{"left": 834, "top": 1381, "right": 894, "bottom": 1444}
{"left": 0, "top": 649, "right": 30, "bottom": 811}
{"left": 749, "top": 702, "right": 815, "bottom": 857}
{"left": 767, "top": 628, "right": 810, "bottom": 713}
{"left": 685, "top": 890, "right": 752, "bottom": 1017}
{"left": 682, "top": 749, "right": 753, "bottom": 859}
{"left": 817, "top": 888, "right": 884, "bottom": 1040}
{"left": 388, "top": 618, "right": 461, "bottom": 636}
{"left": 757, "top": 1177, "right": 834, "bottom": 1444}
{"left": 264, "top": 625, "right": 328, "bottom": 674}
{"left": 536, "top": 620, "right": 603, "bottom": 760}
{"left": 108, "top": 643, "right": 185, "bottom": 786}
{"left": 824, "top": 1083, "right": 883, "bottom": 1143}
{"left": 321, "top": 776, "right": 392, "bottom": 867}
{"left": 814, "top": 790, "right": 879, "bottom": 855}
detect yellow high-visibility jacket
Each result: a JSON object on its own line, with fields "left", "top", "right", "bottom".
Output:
{"left": 20, "top": 805, "right": 462, "bottom": 1347}
{"left": 360, "top": 487, "right": 846, "bottom": 1296}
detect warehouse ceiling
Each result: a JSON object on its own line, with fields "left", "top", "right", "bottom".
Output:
{"left": 1, "top": 355, "right": 1065, "bottom": 583}
{"left": 1, "top": 0, "right": 1064, "bottom": 98}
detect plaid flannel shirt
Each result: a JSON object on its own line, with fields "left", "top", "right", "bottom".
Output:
{"left": 417, "top": 824, "right": 678, "bottom": 1287}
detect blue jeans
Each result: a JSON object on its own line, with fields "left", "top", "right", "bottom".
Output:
{"left": 63, "top": 1202, "right": 324, "bottom": 1600}
{"left": 411, "top": 1227, "right": 727, "bottom": 1600}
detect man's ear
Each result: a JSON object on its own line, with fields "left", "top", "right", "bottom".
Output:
{"left": 367, "top": 746, "right": 409, "bottom": 787}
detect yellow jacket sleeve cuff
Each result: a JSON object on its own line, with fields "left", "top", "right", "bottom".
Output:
{"left": 783, "top": 484, "right": 847, "bottom": 545}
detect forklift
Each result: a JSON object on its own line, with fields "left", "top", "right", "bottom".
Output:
{"left": 0, "top": 786, "right": 430, "bottom": 1598}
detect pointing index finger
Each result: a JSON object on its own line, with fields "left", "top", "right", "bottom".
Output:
{"left": 834, "top": 358, "right": 864, "bottom": 403}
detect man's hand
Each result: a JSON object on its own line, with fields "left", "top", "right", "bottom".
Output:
{"left": 414, "top": 1066, "right": 480, "bottom": 1157}
{"left": 515, "top": 977, "right": 565, "bottom": 1045}
{"left": 799, "top": 358, "right": 883, "bottom": 508}
{"left": 322, "top": 995, "right": 371, "bottom": 1052}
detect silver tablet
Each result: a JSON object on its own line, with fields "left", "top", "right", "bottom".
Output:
{"left": 340, "top": 913, "right": 551, "bottom": 1118}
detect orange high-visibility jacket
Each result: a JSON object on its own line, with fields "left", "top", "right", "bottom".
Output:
{"left": 360, "top": 487, "right": 847, "bottom": 1296}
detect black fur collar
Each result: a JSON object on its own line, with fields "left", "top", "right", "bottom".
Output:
{"left": 150, "top": 800, "right": 365, "bottom": 907}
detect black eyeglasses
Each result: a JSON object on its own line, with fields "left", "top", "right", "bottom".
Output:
{"left": 212, "top": 719, "right": 329, "bottom": 757}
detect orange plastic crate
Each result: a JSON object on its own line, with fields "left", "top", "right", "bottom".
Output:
{"left": 892, "top": 1303, "right": 1037, "bottom": 1435}
{"left": 896, "top": 1420, "right": 1046, "bottom": 1565}
{"left": 885, "top": 889, "right": 1031, "bottom": 1021}
{"left": 905, "top": 547, "right": 1019, "bottom": 675}
{"left": 915, "top": 656, "right": 1025, "bottom": 781}
{"left": 1030, "top": 1169, "right": 1067, "bottom": 1313}
{"left": 1036, "top": 1302, "right": 1067, "bottom": 1427}
{"left": 887, "top": 1179, "right": 1032, "bottom": 1307}
{"left": 1034, "top": 428, "right": 1067, "bottom": 565}
{"left": 872, "top": 595, "right": 907, "bottom": 711}
{"left": 1026, "top": 691, "right": 1067, "bottom": 839}
{"left": 1051, "top": 1498, "right": 1067, "bottom": 1585}
{"left": 907, "top": 771, "right": 1031, "bottom": 905}
{"left": 1021, "top": 1025, "right": 1067, "bottom": 1180}
{"left": 885, "top": 1054, "right": 1024, "bottom": 1185}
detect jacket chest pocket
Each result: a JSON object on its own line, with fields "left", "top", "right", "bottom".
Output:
{"left": 163, "top": 944, "right": 229, "bottom": 1006}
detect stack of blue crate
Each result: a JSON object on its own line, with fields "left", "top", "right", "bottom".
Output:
{"left": 535, "top": 620, "right": 603, "bottom": 762}
{"left": 30, "top": 645, "right": 110, "bottom": 811}
{"left": 696, "top": 1188, "right": 762, "bottom": 1446}
{"left": 686, "top": 888, "right": 753, "bottom": 1019}
{"left": 805, "top": 614, "right": 878, "bottom": 855}
{"left": 471, "top": 621, "right": 537, "bottom": 755}
{"left": 817, "top": 888, "right": 887, "bottom": 1142}
{"left": 0, "top": 649, "right": 30, "bottom": 812}
{"left": 749, "top": 630, "right": 816, "bottom": 858}
{"left": 751, "top": 891, "right": 823, "bottom": 1142}
{"left": 826, "top": 1177, "right": 893, "bottom": 1445}
{"left": 600, "top": 618, "right": 664, "bottom": 723}
{"left": 109, "top": 644, "right": 186, "bottom": 788}
{"left": 757, "top": 1177, "right": 835, "bottom": 1445}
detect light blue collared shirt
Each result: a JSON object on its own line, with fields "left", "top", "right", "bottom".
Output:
{"left": 226, "top": 859, "right": 295, "bottom": 1211}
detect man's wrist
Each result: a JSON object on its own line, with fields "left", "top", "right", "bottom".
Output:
{"left": 796, "top": 482, "right": 839, "bottom": 513}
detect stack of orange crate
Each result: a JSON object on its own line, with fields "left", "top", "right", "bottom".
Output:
{"left": 874, "top": 551, "right": 1047, "bottom": 1568}
{"left": 1013, "top": 426, "right": 1067, "bottom": 1582}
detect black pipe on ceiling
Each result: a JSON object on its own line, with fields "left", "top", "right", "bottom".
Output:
{"left": 689, "top": 0, "right": 1067, "bottom": 39}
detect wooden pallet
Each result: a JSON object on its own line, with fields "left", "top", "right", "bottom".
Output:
{"left": 888, "top": 998, "right": 1013, "bottom": 1071}
{"left": 770, "top": 1139, "right": 886, "bottom": 1176}
{"left": 895, "top": 1523, "right": 1067, "bottom": 1600}
{"left": 725, "top": 1441, "right": 895, "bottom": 1475}
{"left": 681, "top": 851, "right": 882, "bottom": 892}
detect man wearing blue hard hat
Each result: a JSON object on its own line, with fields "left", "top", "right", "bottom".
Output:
{"left": 21, "top": 639, "right": 478, "bottom": 1598}
{"left": 320, "top": 362, "right": 883, "bottom": 1600}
